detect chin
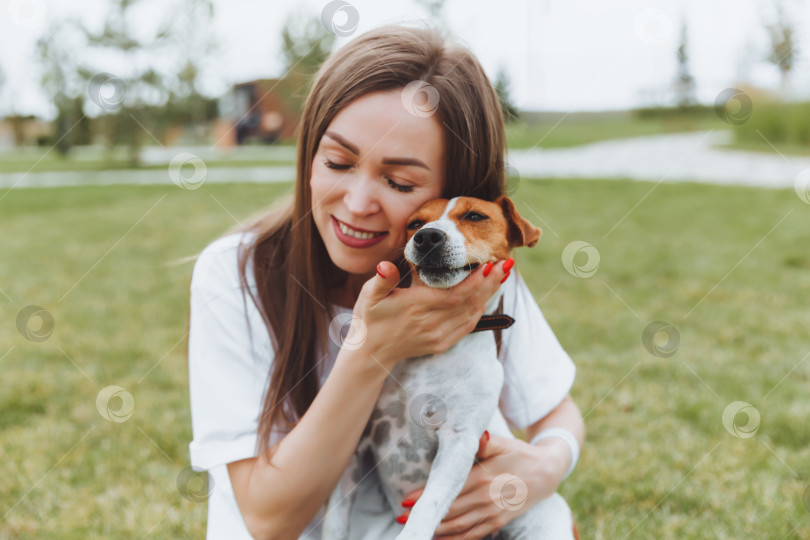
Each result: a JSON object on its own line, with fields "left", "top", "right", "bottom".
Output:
{"left": 330, "top": 252, "right": 375, "bottom": 276}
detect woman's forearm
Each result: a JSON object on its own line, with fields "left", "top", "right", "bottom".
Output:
{"left": 238, "top": 348, "right": 390, "bottom": 539}
{"left": 526, "top": 395, "right": 585, "bottom": 447}
{"left": 524, "top": 395, "right": 585, "bottom": 497}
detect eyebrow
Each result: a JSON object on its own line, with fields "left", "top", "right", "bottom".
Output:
{"left": 324, "top": 131, "right": 431, "bottom": 171}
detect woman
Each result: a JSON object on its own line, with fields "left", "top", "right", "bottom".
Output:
{"left": 188, "top": 23, "right": 584, "bottom": 540}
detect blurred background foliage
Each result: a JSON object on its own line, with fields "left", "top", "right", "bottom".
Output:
{"left": 0, "top": 0, "right": 808, "bottom": 167}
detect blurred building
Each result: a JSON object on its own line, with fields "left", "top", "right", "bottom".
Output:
{"left": 0, "top": 117, "right": 54, "bottom": 148}
{"left": 216, "top": 79, "right": 299, "bottom": 147}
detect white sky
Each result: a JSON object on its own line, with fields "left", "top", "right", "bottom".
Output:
{"left": 1, "top": 0, "right": 809, "bottom": 118}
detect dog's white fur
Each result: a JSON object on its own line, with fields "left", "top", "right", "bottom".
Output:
{"left": 322, "top": 197, "right": 570, "bottom": 540}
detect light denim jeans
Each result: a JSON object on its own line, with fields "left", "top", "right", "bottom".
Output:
{"left": 303, "top": 468, "right": 576, "bottom": 540}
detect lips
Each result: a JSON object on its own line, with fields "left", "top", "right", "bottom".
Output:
{"left": 331, "top": 216, "right": 388, "bottom": 249}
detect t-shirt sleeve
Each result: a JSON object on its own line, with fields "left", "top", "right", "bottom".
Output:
{"left": 187, "top": 234, "right": 286, "bottom": 471}
{"left": 497, "top": 270, "right": 576, "bottom": 431}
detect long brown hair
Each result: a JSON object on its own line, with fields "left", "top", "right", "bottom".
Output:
{"left": 223, "top": 23, "right": 508, "bottom": 461}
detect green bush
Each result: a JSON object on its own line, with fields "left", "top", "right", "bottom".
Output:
{"left": 734, "top": 100, "right": 810, "bottom": 149}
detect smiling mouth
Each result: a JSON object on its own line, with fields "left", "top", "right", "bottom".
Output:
{"left": 333, "top": 216, "right": 387, "bottom": 239}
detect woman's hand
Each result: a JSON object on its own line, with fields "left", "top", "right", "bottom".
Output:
{"left": 350, "top": 260, "right": 512, "bottom": 371}
{"left": 398, "top": 433, "right": 563, "bottom": 540}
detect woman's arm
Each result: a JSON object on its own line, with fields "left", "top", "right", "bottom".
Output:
{"left": 227, "top": 262, "right": 508, "bottom": 539}
{"left": 523, "top": 394, "right": 585, "bottom": 497}
{"left": 228, "top": 347, "right": 389, "bottom": 540}
{"left": 398, "top": 394, "right": 585, "bottom": 538}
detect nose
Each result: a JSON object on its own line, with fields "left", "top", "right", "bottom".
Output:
{"left": 343, "top": 176, "right": 380, "bottom": 216}
{"left": 413, "top": 228, "right": 447, "bottom": 252}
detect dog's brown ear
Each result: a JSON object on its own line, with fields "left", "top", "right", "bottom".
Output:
{"left": 496, "top": 196, "right": 541, "bottom": 248}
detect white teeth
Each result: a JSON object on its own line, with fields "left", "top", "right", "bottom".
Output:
{"left": 338, "top": 221, "right": 382, "bottom": 240}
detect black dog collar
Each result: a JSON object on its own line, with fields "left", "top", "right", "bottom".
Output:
{"left": 472, "top": 314, "right": 515, "bottom": 332}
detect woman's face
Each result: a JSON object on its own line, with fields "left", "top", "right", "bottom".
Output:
{"left": 310, "top": 89, "right": 445, "bottom": 276}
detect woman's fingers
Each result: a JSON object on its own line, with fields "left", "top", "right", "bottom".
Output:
{"left": 358, "top": 259, "right": 514, "bottom": 362}
{"left": 408, "top": 259, "right": 511, "bottom": 309}
{"left": 452, "top": 258, "right": 511, "bottom": 308}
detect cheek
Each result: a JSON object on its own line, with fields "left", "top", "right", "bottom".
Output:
{"left": 387, "top": 211, "right": 411, "bottom": 241}
{"left": 310, "top": 164, "right": 338, "bottom": 209}
{"left": 309, "top": 161, "right": 325, "bottom": 192}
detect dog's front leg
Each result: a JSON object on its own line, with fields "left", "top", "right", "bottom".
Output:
{"left": 395, "top": 426, "right": 480, "bottom": 540}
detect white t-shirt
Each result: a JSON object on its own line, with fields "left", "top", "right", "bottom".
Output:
{"left": 188, "top": 231, "right": 576, "bottom": 539}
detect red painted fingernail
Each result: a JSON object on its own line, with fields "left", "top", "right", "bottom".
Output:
{"left": 500, "top": 271, "right": 511, "bottom": 284}
{"left": 483, "top": 261, "right": 494, "bottom": 277}
{"left": 396, "top": 513, "right": 408, "bottom": 524}
{"left": 503, "top": 257, "right": 515, "bottom": 272}
{"left": 376, "top": 263, "right": 386, "bottom": 279}
{"left": 484, "top": 430, "right": 490, "bottom": 442}
{"left": 401, "top": 499, "right": 415, "bottom": 508}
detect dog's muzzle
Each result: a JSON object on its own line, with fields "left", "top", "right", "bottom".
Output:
{"left": 412, "top": 227, "right": 448, "bottom": 265}
{"left": 408, "top": 227, "right": 480, "bottom": 288}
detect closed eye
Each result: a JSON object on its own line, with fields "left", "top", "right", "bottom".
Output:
{"left": 323, "top": 159, "right": 351, "bottom": 170}
{"left": 387, "top": 178, "right": 414, "bottom": 193}
{"left": 323, "top": 159, "right": 414, "bottom": 193}
{"left": 461, "top": 211, "right": 489, "bottom": 221}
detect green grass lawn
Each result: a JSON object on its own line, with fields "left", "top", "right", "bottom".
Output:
{"left": 1, "top": 178, "right": 809, "bottom": 538}
{"left": 505, "top": 112, "right": 725, "bottom": 149}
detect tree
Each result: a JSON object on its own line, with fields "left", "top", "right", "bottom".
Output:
{"left": 35, "top": 20, "right": 91, "bottom": 154}
{"left": 79, "top": 0, "right": 173, "bottom": 165}
{"left": 415, "top": 0, "right": 447, "bottom": 19}
{"left": 765, "top": 1, "right": 799, "bottom": 96}
{"left": 162, "top": 0, "right": 220, "bottom": 140}
{"left": 673, "top": 21, "right": 696, "bottom": 108}
{"left": 276, "top": 8, "right": 335, "bottom": 115}
{"left": 494, "top": 66, "right": 520, "bottom": 123}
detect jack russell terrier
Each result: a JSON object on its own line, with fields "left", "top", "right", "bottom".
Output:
{"left": 323, "top": 196, "right": 573, "bottom": 539}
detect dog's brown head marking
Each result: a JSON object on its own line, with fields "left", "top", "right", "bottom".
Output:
{"left": 404, "top": 196, "right": 541, "bottom": 288}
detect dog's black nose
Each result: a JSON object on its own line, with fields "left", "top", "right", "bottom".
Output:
{"left": 413, "top": 228, "right": 447, "bottom": 251}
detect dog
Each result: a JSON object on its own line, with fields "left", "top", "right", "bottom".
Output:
{"left": 323, "top": 196, "right": 569, "bottom": 539}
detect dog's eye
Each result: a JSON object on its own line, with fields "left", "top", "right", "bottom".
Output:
{"left": 462, "top": 212, "right": 488, "bottom": 222}
{"left": 406, "top": 220, "right": 425, "bottom": 230}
